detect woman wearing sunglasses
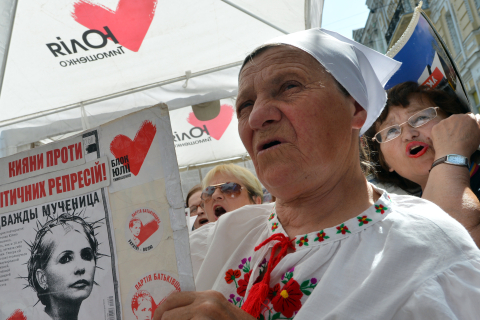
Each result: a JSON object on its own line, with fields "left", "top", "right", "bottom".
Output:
{"left": 365, "top": 81, "right": 480, "bottom": 245}
{"left": 200, "top": 164, "right": 263, "bottom": 222}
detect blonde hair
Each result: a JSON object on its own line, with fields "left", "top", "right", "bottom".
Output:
{"left": 202, "top": 164, "right": 263, "bottom": 204}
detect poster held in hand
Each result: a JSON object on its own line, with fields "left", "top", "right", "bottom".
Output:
{"left": 0, "top": 104, "right": 194, "bottom": 320}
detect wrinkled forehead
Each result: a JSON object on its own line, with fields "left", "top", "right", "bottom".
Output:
{"left": 241, "top": 44, "right": 323, "bottom": 71}
{"left": 238, "top": 45, "right": 330, "bottom": 93}
{"left": 240, "top": 45, "right": 324, "bottom": 78}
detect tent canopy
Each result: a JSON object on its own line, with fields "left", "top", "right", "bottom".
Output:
{"left": 0, "top": 0, "right": 324, "bottom": 166}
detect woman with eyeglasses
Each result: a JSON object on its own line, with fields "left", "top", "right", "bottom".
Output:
{"left": 186, "top": 184, "right": 210, "bottom": 230}
{"left": 365, "top": 81, "right": 480, "bottom": 245}
{"left": 200, "top": 164, "right": 263, "bottom": 223}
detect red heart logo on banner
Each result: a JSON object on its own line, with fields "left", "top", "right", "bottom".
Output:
{"left": 110, "top": 120, "right": 157, "bottom": 176}
{"left": 187, "top": 104, "right": 234, "bottom": 140}
{"left": 73, "top": 0, "right": 158, "bottom": 52}
{"left": 7, "top": 310, "right": 26, "bottom": 320}
{"left": 137, "top": 219, "right": 160, "bottom": 246}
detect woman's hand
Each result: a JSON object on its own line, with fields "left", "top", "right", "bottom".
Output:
{"left": 153, "top": 290, "right": 257, "bottom": 320}
{"left": 431, "top": 113, "right": 480, "bottom": 159}
{"left": 425, "top": 113, "right": 480, "bottom": 247}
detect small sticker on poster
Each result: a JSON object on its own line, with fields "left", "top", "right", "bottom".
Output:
{"left": 125, "top": 207, "right": 164, "bottom": 253}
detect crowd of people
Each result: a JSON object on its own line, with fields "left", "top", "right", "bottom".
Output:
{"left": 161, "top": 27, "right": 480, "bottom": 320}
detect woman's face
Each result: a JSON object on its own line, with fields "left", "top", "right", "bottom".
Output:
{"left": 237, "top": 46, "right": 365, "bottom": 201}
{"left": 134, "top": 297, "right": 154, "bottom": 320}
{"left": 131, "top": 221, "right": 142, "bottom": 237}
{"left": 378, "top": 96, "right": 447, "bottom": 186}
{"left": 203, "top": 172, "right": 254, "bottom": 222}
{"left": 38, "top": 222, "right": 95, "bottom": 304}
{"left": 188, "top": 191, "right": 209, "bottom": 229}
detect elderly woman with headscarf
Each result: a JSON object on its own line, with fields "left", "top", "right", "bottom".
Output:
{"left": 154, "top": 29, "right": 480, "bottom": 320}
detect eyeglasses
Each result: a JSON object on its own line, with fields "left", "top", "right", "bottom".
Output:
{"left": 372, "top": 107, "right": 438, "bottom": 143}
{"left": 189, "top": 204, "right": 202, "bottom": 215}
{"left": 200, "top": 182, "right": 245, "bottom": 202}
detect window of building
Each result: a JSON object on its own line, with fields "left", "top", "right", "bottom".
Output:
{"left": 445, "top": 13, "right": 461, "bottom": 56}
{"left": 403, "top": 0, "right": 412, "bottom": 12}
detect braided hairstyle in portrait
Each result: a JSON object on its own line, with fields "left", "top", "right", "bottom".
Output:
{"left": 26, "top": 213, "right": 102, "bottom": 320}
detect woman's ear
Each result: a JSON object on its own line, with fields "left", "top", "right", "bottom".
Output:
{"left": 254, "top": 196, "right": 262, "bottom": 205}
{"left": 351, "top": 100, "right": 368, "bottom": 130}
{"left": 36, "top": 269, "right": 48, "bottom": 290}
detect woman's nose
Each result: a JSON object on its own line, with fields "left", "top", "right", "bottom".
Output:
{"left": 212, "top": 187, "right": 224, "bottom": 200}
{"left": 74, "top": 266, "right": 86, "bottom": 276}
{"left": 248, "top": 96, "right": 282, "bottom": 130}
{"left": 401, "top": 125, "right": 420, "bottom": 141}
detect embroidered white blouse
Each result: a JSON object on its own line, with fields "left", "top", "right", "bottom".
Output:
{"left": 190, "top": 187, "right": 480, "bottom": 319}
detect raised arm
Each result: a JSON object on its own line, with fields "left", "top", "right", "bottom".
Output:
{"left": 423, "top": 113, "right": 480, "bottom": 246}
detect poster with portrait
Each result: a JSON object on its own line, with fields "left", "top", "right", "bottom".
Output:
{"left": 385, "top": 5, "right": 471, "bottom": 112}
{"left": 0, "top": 104, "right": 195, "bottom": 320}
{"left": 0, "top": 189, "right": 119, "bottom": 320}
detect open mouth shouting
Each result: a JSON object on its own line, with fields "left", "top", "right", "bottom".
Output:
{"left": 197, "top": 217, "right": 209, "bottom": 226}
{"left": 213, "top": 205, "right": 227, "bottom": 219}
{"left": 406, "top": 141, "right": 429, "bottom": 158}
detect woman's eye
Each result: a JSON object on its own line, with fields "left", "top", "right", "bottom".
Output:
{"left": 285, "top": 84, "right": 297, "bottom": 90}
{"left": 385, "top": 127, "right": 399, "bottom": 139}
{"left": 236, "top": 102, "right": 253, "bottom": 116}
{"left": 81, "top": 248, "right": 94, "bottom": 261}
{"left": 411, "top": 115, "right": 428, "bottom": 125}
{"left": 59, "top": 253, "right": 73, "bottom": 264}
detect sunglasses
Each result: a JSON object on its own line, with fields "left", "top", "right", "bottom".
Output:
{"left": 200, "top": 182, "right": 245, "bottom": 202}
{"left": 372, "top": 107, "right": 438, "bottom": 143}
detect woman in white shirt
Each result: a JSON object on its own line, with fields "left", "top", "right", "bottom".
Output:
{"left": 154, "top": 29, "right": 480, "bottom": 320}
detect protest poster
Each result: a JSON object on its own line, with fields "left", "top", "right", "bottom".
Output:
{"left": 385, "top": 2, "right": 471, "bottom": 112}
{"left": 0, "top": 104, "right": 194, "bottom": 320}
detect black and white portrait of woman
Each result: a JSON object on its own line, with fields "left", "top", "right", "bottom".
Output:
{"left": 26, "top": 214, "right": 99, "bottom": 320}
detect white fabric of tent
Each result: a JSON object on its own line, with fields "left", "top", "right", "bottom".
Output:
{"left": 0, "top": 0, "right": 324, "bottom": 166}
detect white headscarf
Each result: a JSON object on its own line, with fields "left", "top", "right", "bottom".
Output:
{"left": 250, "top": 28, "right": 401, "bottom": 135}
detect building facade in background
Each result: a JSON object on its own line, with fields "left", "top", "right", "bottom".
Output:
{"left": 354, "top": 0, "right": 480, "bottom": 113}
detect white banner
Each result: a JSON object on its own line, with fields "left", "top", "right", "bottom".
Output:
{"left": 170, "top": 98, "right": 247, "bottom": 167}
{"left": 0, "top": 0, "right": 308, "bottom": 124}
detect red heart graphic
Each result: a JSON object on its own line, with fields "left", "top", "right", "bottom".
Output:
{"left": 187, "top": 104, "right": 234, "bottom": 140}
{"left": 110, "top": 120, "right": 157, "bottom": 176}
{"left": 137, "top": 219, "right": 159, "bottom": 246}
{"left": 7, "top": 310, "right": 26, "bottom": 320}
{"left": 73, "top": 0, "right": 158, "bottom": 52}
